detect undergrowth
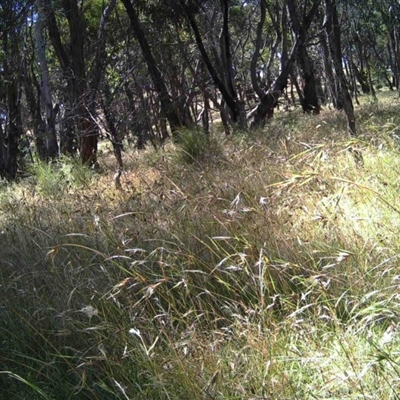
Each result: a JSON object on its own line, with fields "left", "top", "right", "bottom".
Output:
{"left": 1, "top": 92, "right": 400, "bottom": 399}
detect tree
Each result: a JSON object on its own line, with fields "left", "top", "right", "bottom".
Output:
{"left": 121, "top": 0, "right": 186, "bottom": 134}
{"left": 179, "top": 0, "right": 247, "bottom": 129}
{"left": 34, "top": 0, "right": 59, "bottom": 159}
{"left": 287, "top": 0, "right": 320, "bottom": 114}
{"left": 0, "top": 0, "right": 27, "bottom": 180}
{"left": 250, "top": 0, "right": 322, "bottom": 128}
{"left": 324, "top": 0, "right": 356, "bottom": 136}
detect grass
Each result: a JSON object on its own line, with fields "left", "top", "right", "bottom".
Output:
{"left": 1, "top": 91, "right": 400, "bottom": 399}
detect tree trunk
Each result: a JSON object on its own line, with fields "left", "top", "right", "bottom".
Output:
{"left": 63, "top": 0, "right": 99, "bottom": 165}
{"left": 22, "top": 66, "right": 48, "bottom": 160}
{"left": 319, "top": 27, "right": 338, "bottom": 107}
{"left": 250, "top": 0, "right": 322, "bottom": 127}
{"left": 351, "top": 61, "right": 371, "bottom": 94}
{"left": 43, "top": 0, "right": 77, "bottom": 156}
{"left": 287, "top": 0, "right": 320, "bottom": 114}
{"left": 35, "top": 0, "right": 59, "bottom": 159}
{"left": 121, "top": 0, "right": 183, "bottom": 133}
{"left": 0, "top": 12, "right": 23, "bottom": 180}
{"left": 324, "top": 0, "right": 356, "bottom": 136}
{"left": 181, "top": 0, "right": 246, "bottom": 128}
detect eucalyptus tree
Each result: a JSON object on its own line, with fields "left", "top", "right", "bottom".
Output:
{"left": 250, "top": 0, "right": 322, "bottom": 127}
{"left": 40, "top": 0, "right": 116, "bottom": 164}
{"left": 120, "top": 0, "right": 192, "bottom": 135}
{"left": 373, "top": 0, "right": 400, "bottom": 93}
{"left": 178, "top": 0, "right": 248, "bottom": 129}
{"left": 32, "top": 0, "right": 59, "bottom": 159}
{"left": 0, "top": 0, "right": 28, "bottom": 179}
{"left": 287, "top": 0, "right": 320, "bottom": 113}
{"left": 324, "top": 0, "right": 356, "bottom": 135}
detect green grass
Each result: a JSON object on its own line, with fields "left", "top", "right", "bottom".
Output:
{"left": 1, "top": 92, "right": 400, "bottom": 399}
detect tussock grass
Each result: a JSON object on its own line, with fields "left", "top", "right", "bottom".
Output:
{"left": 1, "top": 92, "right": 400, "bottom": 399}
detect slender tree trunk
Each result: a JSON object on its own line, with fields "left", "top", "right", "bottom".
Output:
{"left": 22, "top": 66, "right": 48, "bottom": 160}
{"left": 347, "top": 57, "right": 360, "bottom": 105}
{"left": 219, "top": 0, "right": 246, "bottom": 127}
{"left": 250, "top": 0, "right": 268, "bottom": 100}
{"left": 35, "top": 0, "right": 59, "bottom": 159}
{"left": 180, "top": 0, "right": 246, "bottom": 128}
{"left": 0, "top": 10, "right": 24, "bottom": 181}
{"left": 287, "top": 0, "right": 320, "bottom": 114}
{"left": 121, "top": 0, "right": 183, "bottom": 133}
{"left": 250, "top": 0, "right": 322, "bottom": 127}
{"left": 324, "top": 0, "right": 356, "bottom": 136}
{"left": 319, "top": 27, "right": 338, "bottom": 107}
{"left": 43, "top": 0, "right": 77, "bottom": 155}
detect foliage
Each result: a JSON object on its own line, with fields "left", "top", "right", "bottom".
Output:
{"left": 28, "top": 156, "right": 94, "bottom": 196}
{"left": 174, "top": 129, "right": 222, "bottom": 164}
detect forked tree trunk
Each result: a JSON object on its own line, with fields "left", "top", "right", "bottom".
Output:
{"left": 181, "top": 0, "right": 247, "bottom": 129}
{"left": 250, "top": 0, "right": 322, "bottom": 128}
{"left": 287, "top": 0, "right": 320, "bottom": 114}
{"left": 121, "top": 0, "right": 184, "bottom": 134}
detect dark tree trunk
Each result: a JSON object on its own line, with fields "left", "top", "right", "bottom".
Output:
{"left": 121, "top": 0, "right": 183, "bottom": 133}
{"left": 351, "top": 61, "right": 371, "bottom": 94}
{"left": 250, "top": 0, "right": 267, "bottom": 101}
{"left": 63, "top": 0, "right": 99, "bottom": 165}
{"left": 22, "top": 67, "right": 48, "bottom": 160}
{"left": 180, "top": 0, "right": 246, "bottom": 128}
{"left": 1, "top": 79, "right": 23, "bottom": 180}
{"left": 324, "top": 0, "right": 356, "bottom": 136}
{"left": 220, "top": 0, "right": 247, "bottom": 127}
{"left": 287, "top": 0, "right": 320, "bottom": 114}
{"left": 296, "top": 46, "right": 320, "bottom": 113}
{"left": 35, "top": 0, "right": 59, "bottom": 160}
{"left": 250, "top": 0, "right": 322, "bottom": 127}
{"left": 0, "top": 11, "right": 24, "bottom": 181}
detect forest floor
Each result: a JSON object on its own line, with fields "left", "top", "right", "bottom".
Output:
{"left": 1, "top": 91, "right": 400, "bottom": 399}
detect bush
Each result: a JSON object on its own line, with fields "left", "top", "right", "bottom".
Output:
{"left": 29, "top": 156, "right": 94, "bottom": 195}
{"left": 175, "top": 129, "right": 221, "bottom": 164}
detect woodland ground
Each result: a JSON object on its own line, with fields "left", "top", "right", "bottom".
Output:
{"left": 1, "top": 91, "right": 400, "bottom": 399}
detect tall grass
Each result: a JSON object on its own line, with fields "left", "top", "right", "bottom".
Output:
{"left": 1, "top": 92, "right": 400, "bottom": 399}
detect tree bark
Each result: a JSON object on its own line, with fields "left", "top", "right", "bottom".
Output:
{"left": 250, "top": 0, "right": 322, "bottom": 127}
{"left": 0, "top": 5, "right": 24, "bottom": 180}
{"left": 287, "top": 0, "right": 320, "bottom": 114}
{"left": 43, "top": 0, "right": 76, "bottom": 155}
{"left": 180, "top": 0, "right": 246, "bottom": 128}
{"left": 63, "top": 0, "right": 99, "bottom": 165}
{"left": 121, "top": 0, "right": 183, "bottom": 133}
{"left": 319, "top": 26, "right": 338, "bottom": 107}
{"left": 324, "top": 0, "right": 356, "bottom": 136}
{"left": 35, "top": 0, "right": 59, "bottom": 159}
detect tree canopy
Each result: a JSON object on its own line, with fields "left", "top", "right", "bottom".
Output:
{"left": 0, "top": 0, "right": 398, "bottom": 179}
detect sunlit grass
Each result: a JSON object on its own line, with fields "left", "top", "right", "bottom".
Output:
{"left": 1, "top": 92, "right": 400, "bottom": 398}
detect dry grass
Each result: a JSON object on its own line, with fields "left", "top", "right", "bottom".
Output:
{"left": 1, "top": 91, "right": 400, "bottom": 399}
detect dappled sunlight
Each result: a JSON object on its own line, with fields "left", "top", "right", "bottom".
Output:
{"left": 2, "top": 93, "right": 400, "bottom": 398}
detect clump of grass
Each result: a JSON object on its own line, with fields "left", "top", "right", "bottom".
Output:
{"left": 2, "top": 92, "right": 400, "bottom": 398}
{"left": 28, "top": 155, "right": 94, "bottom": 196}
{"left": 174, "top": 129, "right": 221, "bottom": 164}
